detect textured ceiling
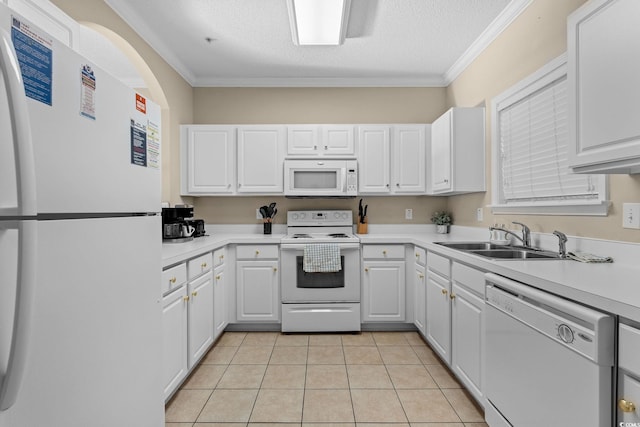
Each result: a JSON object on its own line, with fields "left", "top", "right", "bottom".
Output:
{"left": 104, "top": 0, "right": 530, "bottom": 87}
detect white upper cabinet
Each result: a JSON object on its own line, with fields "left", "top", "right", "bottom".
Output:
{"left": 287, "top": 125, "right": 355, "bottom": 157}
{"left": 358, "top": 126, "right": 391, "bottom": 193}
{"left": 358, "top": 125, "right": 427, "bottom": 195}
{"left": 180, "top": 125, "right": 236, "bottom": 195}
{"left": 568, "top": 0, "right": 640, "bottom": 174}
{"left": 237, "top": 126, "right": 286, "bottom": 193}
{"left": 393, "top": 125, "right": 428, "bottom": 193}
{"left": 428, "top": 107, "right": 485, "bottom": 195}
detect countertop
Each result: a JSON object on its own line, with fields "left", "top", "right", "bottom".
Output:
{"left": 162, "top": 228, "right": 640, "bottom": 322}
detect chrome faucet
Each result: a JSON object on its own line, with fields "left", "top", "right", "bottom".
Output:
{"left": 489, "top": 221, "right": 532, "bottom": 247}
{"left": 553, "top": 230, "right": 568, "bottom": 259}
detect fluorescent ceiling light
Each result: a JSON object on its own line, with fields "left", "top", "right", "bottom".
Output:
{"left": 287, "top": 0, "right": 351, "bottom": 46}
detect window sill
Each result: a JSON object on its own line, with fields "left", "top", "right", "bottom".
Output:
{"left": 489, "top": 201, "right": 610, "bottom": 216}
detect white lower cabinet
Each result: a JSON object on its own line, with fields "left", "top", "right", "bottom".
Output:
{"left": 618, "top": 323, "right": 640, "bottom": 424}
{"left": 451, "top": 282, "right": 484, "bottom": 402}
{"left": 426, "top": 268, "right": 451, "bottom": 363}
{"left": 162, "top": 285, "right": 188, "bottom": 400}
{"left": 414, "top": 264, "right": 426, "bottom": 335}
{"left": 187, "top": 271, "right": 214, "bottom": 367}
{"left": 213, "top": 265, "right": 227, "bottom": 340}
{"left": 425, "top": 252, "right": 486, "bottom": 406}
{"left": 236, "top": 245, "right": 280, "bottom": 322}
{"left": 362, "top": 245, "right": 406, "bottom": 322}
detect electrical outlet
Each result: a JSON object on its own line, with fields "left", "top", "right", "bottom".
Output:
{"left": 405, "top": 209, "right": 413, "bottom": 220}
{"left": 622, "top": 203, "right": 640, "bottom": 229}
{"left": 476, "top": 207, "right": 483, "bottom": 222}
{"left": 256, "top": 208, "right": 263, "bottom": 220}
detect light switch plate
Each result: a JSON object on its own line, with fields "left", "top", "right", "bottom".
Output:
{"left": 476, "top": 208, "right": 483, "bottom": 222}
{"left": 622, "top": 203, "right": 640, "bottom": 229}
{"left": 405, "top": 209, "right": 413, "bottom": 220}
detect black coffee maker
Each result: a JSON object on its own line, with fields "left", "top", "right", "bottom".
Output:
{"left": 162, "top": 206, "right": 195, "bottom": 242}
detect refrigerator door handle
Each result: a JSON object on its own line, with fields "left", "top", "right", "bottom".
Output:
{"left": 0, "top": 27, "right": 36, "bottom": 217}
{"left": 0, "top": 220, "right": 37, "bottom": 411}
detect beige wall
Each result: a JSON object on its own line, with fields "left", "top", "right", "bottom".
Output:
{"left": 193, "top": 87, "right": 449, "bottom": 225}
{"left": 52, "top": 0, "right": 194, "bottom": 206}
{"left": 446, "top": 0, "right": 640, "bottom": 243}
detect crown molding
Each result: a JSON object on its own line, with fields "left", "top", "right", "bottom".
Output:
{"left": 443, "top": 0, "right": 533, "bottom": 86}
{"left": 192, "top": 76, "right": 447, "bottom": 88}
{"left": 104, "top": 0, "right": 196, "bottom": 85}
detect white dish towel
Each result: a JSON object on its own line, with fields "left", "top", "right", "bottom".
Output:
{"left": 303, "top": 244, "right": 342, "bottom": 273}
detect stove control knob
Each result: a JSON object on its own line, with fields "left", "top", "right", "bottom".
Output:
{"left": 299, "top": 213, "right": 306, "bottom": 219}
{"left": 334, "top": 212, "right": 340, "bottom": 218}
{"left": 557, "top": 324, "right": 574, "bottom": 343}
{"left": 292, "top": 213, "right": 298, "bottom": 220}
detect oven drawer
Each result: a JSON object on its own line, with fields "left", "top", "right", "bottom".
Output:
{"left": 236, "top": 244, "right": 279, "bottom": 260}
{"left": 362, "top": 244, "right": 404, "bottom": 259}
{"left": 282, "top": 303, "right": 361, "bottom": 332}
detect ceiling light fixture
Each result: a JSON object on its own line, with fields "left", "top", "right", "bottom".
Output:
{"left": 286, "top": 0, "right": 351, "bottom": 46}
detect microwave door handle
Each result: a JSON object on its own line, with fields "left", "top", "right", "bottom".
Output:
{"left": 341, "top": 168, "right": 347, "bottom": 192}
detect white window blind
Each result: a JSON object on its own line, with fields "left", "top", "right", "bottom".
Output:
{"left": 493, "top": 55, "right": 608, "bottom": 215}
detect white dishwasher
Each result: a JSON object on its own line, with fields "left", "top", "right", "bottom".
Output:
{"left": 484, "top": 273, "right": 614, "bottom": 427}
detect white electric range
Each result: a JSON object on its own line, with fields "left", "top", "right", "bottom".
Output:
{"left": 280, "top": 210, "right": 361, "bottom": 332}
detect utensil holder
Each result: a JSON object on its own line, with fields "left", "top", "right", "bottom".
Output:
{"left": 357, "top": 221, "right": 368, "bottom": 234}
{"left": 263, "top": 221, "right": 272, "bottom": 235}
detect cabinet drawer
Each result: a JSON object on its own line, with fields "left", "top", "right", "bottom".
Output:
{"left": 362, "top": 245, "right": 404, "bottom": 259}
{"left": 620, "top": 323, "right": 640, "bottom": 374}
{"left": 188, "top": 252, "right": 213, "bottom": 279}
{"left": 213, "top": 247, "right": 226, "bottom": 267}
{"left": 414, "top": 246, "right": 426, "bottom": 266}
{"left": 452, "top": 262, "right": 485, "bottom": 296}
{"left": 236, "top": 244, "right": 279, "bottom": 260}
{"left": 427, "top": 252, "right": 450, "bottom": 277}
{"left": 162, "top": 263, "right": 187, "bottom": 295}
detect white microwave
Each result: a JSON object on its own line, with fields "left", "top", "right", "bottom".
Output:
{"left": 284, "top": 159, "right": 358, "bottom": 197}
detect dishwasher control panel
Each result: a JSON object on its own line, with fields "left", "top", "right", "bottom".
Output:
{"left": 486, "top": 277, "right": 613, "bottom": 365}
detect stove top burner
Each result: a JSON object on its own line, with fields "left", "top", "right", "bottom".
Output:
{"left": 328, "top": 233, "right": 350, "bottom": 238}
{"left": 292, "top": 234, "right": 311, "bottom": 239}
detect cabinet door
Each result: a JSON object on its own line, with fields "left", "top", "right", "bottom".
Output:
{"left": 568, "top": 0, "right": 640, "bottom": 173}
{"left": 187, "top": 272, "right": 214, "bottom": 367}
{"left": 362, "top": 260, "right": 405, "bottom": 322}
{"left": 236, "top": 260, "right": 280, "bottom": 321}
{"left": 237, "top": 126, "right": 285, "bottom": 193}
{"left": 393, "top": 125, "right": 426, "bottom": 193}
{"left": 213, "top": 265, "right": 227, "bottom": 340}
{"left": 451, "top": 283, "right": 484, "bottom": 401}
{"left": 322, "top": 125, "right": 355, "bottom": 156}
{"left": 181, "top": 126, "right": 236, "bottom": 194}
{"left": 358, "top": 126, "right": 391, "bottom": 193}
{"left": 162, "top": 287, "right": 188, "bottom": 400}
{"left": 414, "top": 265, "right": 426, "bottom": 335}
{"left": 430, "top": 111, "right": 452, "bottom": 193}
{"left": 618, "top": 372, "right": 640, "bottom": 424}
{"left": 426, "top": 271, "right": 451, "bottom": 363}
{"left": 287, "top": 125, "right": 320, "bottom": 156}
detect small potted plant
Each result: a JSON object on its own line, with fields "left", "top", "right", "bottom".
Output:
{"left": 431, "top": 211, "right": 452, "bottom": 234}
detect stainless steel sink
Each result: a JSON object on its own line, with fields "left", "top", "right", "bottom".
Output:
{"left": 469, "top": 249, "right": 561, "bottom": 260}
{"left": 435, "top": 241, "right": 563, "bottom": 260}
{"left": 435, "top": 242, "right": 510, "bottom": 250}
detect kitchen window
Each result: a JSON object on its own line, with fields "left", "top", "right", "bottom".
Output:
{"left": 490, "top": 54, "right": 609, "bottom": 215}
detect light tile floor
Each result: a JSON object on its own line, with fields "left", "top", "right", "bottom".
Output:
{"left": 165, "top": 331, "right": 488, "bottom": 427}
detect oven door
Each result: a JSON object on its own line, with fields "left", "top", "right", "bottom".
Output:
{"left": 280, "top": 243, "right": 360, "bottom": 303}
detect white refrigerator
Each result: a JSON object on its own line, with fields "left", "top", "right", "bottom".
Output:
{"left": 0, "top": 4, "right": 164, "bottom": 426}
